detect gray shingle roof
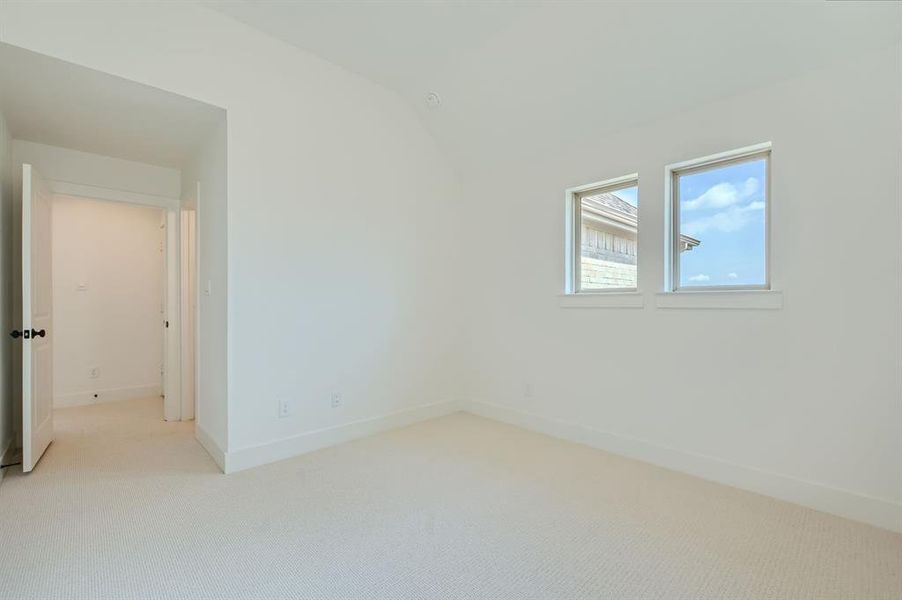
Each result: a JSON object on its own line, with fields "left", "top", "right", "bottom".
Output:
{"left": 581, "top": 192, "right": 637, "bottom": 223}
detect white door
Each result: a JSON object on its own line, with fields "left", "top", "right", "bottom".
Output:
{"left": 21, "top": 164, "right": 53, "bottom": 472}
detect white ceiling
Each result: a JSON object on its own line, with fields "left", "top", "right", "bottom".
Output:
{"left": 210, "top": 1, "right": 902, "bottom": 172}
{"left": 0, "top": 43, "right": 224, "bottom": 169}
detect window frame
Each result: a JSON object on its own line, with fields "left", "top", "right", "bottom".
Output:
{"left": 665, "top": 143, "right": 772, "bottom": 293}
{"left": 564, "top": 173, "right": 640, "bottom": 295}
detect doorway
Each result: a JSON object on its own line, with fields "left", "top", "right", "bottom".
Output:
{"left": 17, "top": 165, "right": 199, "bottom": 472}
{"left": 51, "top": 195, "right": 169, "bottom": 411}
{"left": 0, "top": 42, "right": 228, "bottom": 474}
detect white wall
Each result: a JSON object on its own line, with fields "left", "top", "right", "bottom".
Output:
{"left": 0, "top": 2, "right": 462, "bottom": 469}
{"left": 181, "top": 119, "right": 228, "bottom": 453}
{"left": 0, "top": 106, "right": 13, "bottom": 463}
{"left": 51, "top": 196, "right": 164, "bottom": 407}
{"left": 12, "top": 140, "right": 180, "bottom": 203}
{"left": 460, "top": 45, "right": 902, "bottom": 530}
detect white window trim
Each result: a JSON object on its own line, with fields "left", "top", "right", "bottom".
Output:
{"left": 664, "top": 142, "right": 777, "bottom": 303}
{"left": 564, "top": 173, "right": 639, "bottom": 297}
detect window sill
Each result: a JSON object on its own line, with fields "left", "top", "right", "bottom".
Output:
{"left": 655, "top": 290, "right": 783, "bottom": 310}
{"left": 559, "top": 292, "right": 645, "bottom": 309}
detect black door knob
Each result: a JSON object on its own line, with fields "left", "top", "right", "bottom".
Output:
{"left": 9, "top": 330, "right": 21, "bottom": 339}
{"left": 30, "top": 329, "right": 45, "bottom": 338}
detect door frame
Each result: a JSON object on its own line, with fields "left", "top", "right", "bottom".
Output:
{"left": 39, "top": 180, "right": 193, "bottom": 422}
{"left": 162, "top": 207, "right": 180, "bottom": 421}
{"left": 178, "top": 200, "right": 198, "bottom": 422}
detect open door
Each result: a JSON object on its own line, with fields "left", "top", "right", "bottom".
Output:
{"left": 21, "top": 164, "right": 53, "bottom": 472}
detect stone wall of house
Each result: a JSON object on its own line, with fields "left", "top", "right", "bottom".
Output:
{"left": 580, "top": 223, "right": 637, "bottom": 289}
{"left": 581, "top": 257, "right": 637, "bottom": 289}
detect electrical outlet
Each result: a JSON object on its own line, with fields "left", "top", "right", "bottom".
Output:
{"left": 89, "top": 367, "right": 100, "bottom": 379}
{"left": 278, "top": 398, "right": 291, "bottom": 418}
{"left": 330, "top": 392, "right": 342, "bottom": 409}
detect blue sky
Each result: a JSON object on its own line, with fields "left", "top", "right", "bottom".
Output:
{"left": 614, "top": 186, "right": 638, "bottom": 207}
{"left": 678, "top": 159, "right": 766, "bottom": 287}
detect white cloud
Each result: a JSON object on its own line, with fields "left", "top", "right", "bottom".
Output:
{"left": 681, "top": 183, "right": 740, "bottom": 211}
{"left": 744, "top": 200, "right": 765, "bottom": 211}
{"left": 682, "top": 200, "right": 765, "bottom": 236}
{"left": 728, "top": 272, "right": 738, "bottom": 279}
{"left": 741, "top": 177, "right": 760, "bottom": 197}
{"left": 682, "top": 177, "right": 759, "bottom": 212}
{"left": 688, "top": 274, "right": 710, "bottom": 282}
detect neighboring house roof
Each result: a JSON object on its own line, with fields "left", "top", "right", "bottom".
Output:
{"left": 581, "top": 191, "right": 700, "bottom": 251}
{"left": 582, "top": 192, "right": 637, "bottom": 223}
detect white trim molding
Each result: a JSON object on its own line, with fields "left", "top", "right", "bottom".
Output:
{"left": 0, "top": 438, "right": 15, "bottom": 486}
{"left": 655, "top": 289, "right": 783, "bottom": 310}
{"left": 50, "top": 180, "right": 180, "bottom": 209}
{"left": 54, "top": 384, "right": 162, "bottom": 408}
{"left": 223, "top": 400, "right": 464, "bottom": 474}
{"left": 465, "top": 400, "right": 902, "bottom": 533}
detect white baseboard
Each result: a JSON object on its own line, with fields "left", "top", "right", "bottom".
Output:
{"left": 195, "top": 424, "right": 226, "bottom": 473}
{"left": 466, "top": 400, "right": 902, "bottom": 533}
{"left": 54, "top": 384, "right": 161, "bottom": 408}
{"left": 224, "top": 400, "right": 463, "bottom": 474}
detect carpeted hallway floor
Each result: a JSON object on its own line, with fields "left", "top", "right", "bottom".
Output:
{"left": 0, "top": 397, "right": 899, "bottom": 599}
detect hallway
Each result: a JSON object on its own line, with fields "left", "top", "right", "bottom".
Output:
{"left": 3, "top": 397, "right": 208, "bottom": 479}
{"left": 0, "top": 398, "right": 218, "bottom": 597}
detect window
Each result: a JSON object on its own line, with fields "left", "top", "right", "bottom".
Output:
{"left": 566, "top": 175, "right": 639, "bottom": 293}
{"left": 668, "top": 144, "right": 770, "bottom": 291}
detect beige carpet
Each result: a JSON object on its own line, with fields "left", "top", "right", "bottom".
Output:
{"left": 0, "top": 397, "right": 899, "bottom": 599}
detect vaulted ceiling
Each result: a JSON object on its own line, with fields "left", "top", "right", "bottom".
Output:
{"left": 210, "top": 1, "right": 902, "bottom": 174}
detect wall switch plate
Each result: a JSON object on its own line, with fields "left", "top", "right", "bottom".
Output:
{"left": 204, "top": 280, "right": 212, "bottom": 296}
{"left": 89, "top": 367, "right": 100, "bottom": 379}
{"left": 77, "top": 283, "right": 88, "bottom": 292}
{"left": 278, "top": 398, "right": 291, "bottom": 418}
{"left": 330, "top": 392, "right": 342, "bottom": 409}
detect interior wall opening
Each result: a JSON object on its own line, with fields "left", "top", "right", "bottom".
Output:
{"left": 0, "top": 42, "right": 227, "bottom": 473}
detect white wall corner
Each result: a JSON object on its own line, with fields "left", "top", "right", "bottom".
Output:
{"left": 463, "top": 400, "right": 902, "bottom": 533}
{"left": 195, "top": 424, "right": 227, "bottom": 473}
